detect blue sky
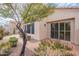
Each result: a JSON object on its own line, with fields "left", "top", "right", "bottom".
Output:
{"left": 0, "top": 17, "right": 7, "bottom": 25}
{"left": 0, "top": 17, "right": 14, "bottom": 26}
{"left": 56, "top": 3, "right": 79, "bottom": 8}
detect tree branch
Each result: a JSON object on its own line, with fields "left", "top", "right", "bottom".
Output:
{"left": 8, "top": 3, "right": 21, "bottom": 24}
{"left": 23, "top": 4, "right": 33, "bottom": 20}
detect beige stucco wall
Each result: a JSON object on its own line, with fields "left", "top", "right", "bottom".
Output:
{"left": 39, "top": 21, "right": 48, "bottom": 40}
{"left": 27, "top": 21, "right": 48, "bottom": 40}
{"left": 28, "top": 8, "right": 79, "bottom": 45}
{"left": 27, "top": 21, "right": 40, "bottom": 40}
{"left": 45, "top": 8, "right": 79, "bottom": 45}
{"left": 46, "top": 8, "right": 79, "bottom": 22}
{"left": 8, "top": 21, "right": 17, "bottom": 34}
{"left": 74, "top": 16, "right": 79, "bottom": 45}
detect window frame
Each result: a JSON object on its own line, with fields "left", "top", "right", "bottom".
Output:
{"left": 51, "top": 21, "right": 71, "bottom": 41}
{"left": 25, "top": 23, "right": 35, "bottom": 34}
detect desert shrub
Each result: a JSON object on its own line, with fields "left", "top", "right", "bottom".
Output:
{"left": 35, "top": 39, "right": 73, "bottom": 56}
{"left": 51, "top": 41, "right": 64, "bottom": 50}
{"left": 0, "top": 43, "right": 5, "bottom": 50}
{"left": 9, "top": 37, "right": 18, "bottom": 47}
{"left": 64, "top": 45, "right": 72, "bottom": 51}
{"left": 0, "top": 42, "right": 11, "bottom": 56}
{"left": 60, "top": 49, "right": 74, "bottom": 56}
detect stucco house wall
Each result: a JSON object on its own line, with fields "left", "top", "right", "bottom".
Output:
{"left": 8, "top": 20, "right": 19, "bottom": 34}
{"left": 26, "top": 8, "right": 79, "bottom": 45}
{"left": 26, "top": 21, "right": 40, "bottom": 40}
{"left": 45, "top": 8, "right": 79, "bottom": 45}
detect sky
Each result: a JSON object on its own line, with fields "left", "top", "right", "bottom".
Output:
{"left": 0, "top": 17, "right": 14, "bottom": 26}
{"left": 56, "top": 3, "right": 79, "bottom": 8}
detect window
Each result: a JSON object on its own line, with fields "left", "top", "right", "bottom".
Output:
{"left": 60, "top": 23, "right": 64, "bottom": 40}
{"left": 27, "top": 24, "right": 30, "bottom": 33}
{"left": 31, "top": 23, "right": 34, "bottom": 34}
{"left": 25, "top": 23, "right": 34, "bottom": 34}
{"left": 51, "top": 23, "right": 58, "bottom": 39}
{"left": 51, "top": 21, "right": 70, "bottom": 41}
{"left": 65, "top": 22, "right": 70, "bottom": 41}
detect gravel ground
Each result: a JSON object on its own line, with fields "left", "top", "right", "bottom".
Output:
{"left": 1, "top": 34, "right": 79, "bottom": 56}
{"left": 0, "top": 34, "right": 40, "bottom": 56}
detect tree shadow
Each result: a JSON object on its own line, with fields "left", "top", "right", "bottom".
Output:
{"left": 10, "top": 42, "right": 36, "bottom": 56}
{"left": 25, "top": 47, "right": 36, "bottom": 56}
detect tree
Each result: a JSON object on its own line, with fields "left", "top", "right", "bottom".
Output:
{"left": 0, "top": 3, "right": 55, "bottom": 56}
{"left": 21, "top": 3, "right": 55, "bottom": 23}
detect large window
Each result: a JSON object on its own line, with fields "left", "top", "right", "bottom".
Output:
{"left": 51, "top": 22, "right": 70, "bottom": 41}
{"left": 25, "top": 23, "right": 34, "bottom": 34}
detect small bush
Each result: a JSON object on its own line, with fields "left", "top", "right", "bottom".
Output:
{"left": 64, "top": 45, "right": 72, "bottom": 51}
{"left": 0, "top": 42, "right": 11, "bottom": 56}
{"left": 9, "top": 37, "right": 18, "bottom": 47}
{"left": 0, "top": 34, "right": 3, "bottom": 40}
{"left": 51, "top": 41, "right": 63, "bottom": 49}
{"left": 0, "top": 43, "right": 5, "bottom": 50}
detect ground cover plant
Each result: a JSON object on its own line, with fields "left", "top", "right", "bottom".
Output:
{"left": 9, "top": 37, "right": 18, "bottom": 47}
{"left": 34, "top": 39, "right": 74, "bottom": 56}
{"left": 0, "top": 37, "right": 18, "bottom": 56}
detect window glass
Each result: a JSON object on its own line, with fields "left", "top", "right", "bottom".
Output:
{"left": 51, "top": 30, "right": 54, "bottom": 38}
{"left": 54, "top": 23, "right": 58, "bottom": 30}
{"left": 31, "top": 23, "right": 34, "bottom": 34}
{"left": 60, "top": 23, "right": 64, "bottom": 40}
{"left": 26, "top": 23, "right": 34, "bottom": 34}
{"left": 54, "top": 31, "right": 58, "bottom": 39}
{"left": 51, "top": 23, "right": 58, "bottom": 39}
{"left": 60, "top": 23, "right": 64, "bottom": 30}
{"left": 51, "top": 24, "right": 54, "bottom": 38}
{"left": 60, "top": 31, "right": 64, "bottom": 40}
{"left": 65, "top": 22, "right": 70, "bottom": 30}
{"left": 27, "top": 24, "right": 30, "bottom": 33}
{"left": 51, "top": 21, "right": 70, "bottom": 41}
{"left": 51, "top": 24, "right": 54, "bottom": 31}
{"left": 65, "top": 32, "right": 70, "bottom": 41}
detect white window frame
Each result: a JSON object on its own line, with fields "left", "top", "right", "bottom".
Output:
{"left": 51, "top": 20, "right": 71, "bottom": 41}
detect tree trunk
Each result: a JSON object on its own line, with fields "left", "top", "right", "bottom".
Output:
{"left": 8, "top": 4, "right": 32, "bottom": 56}
{"left": 20, "top": 33, "right": 27, "bottom": 56}
{"left": 16, "top": 25, "right": 27, "bottom": 56}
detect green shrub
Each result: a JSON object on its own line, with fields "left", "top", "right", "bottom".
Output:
{"left": 50, "top": 41, "right": 64, "bottom": 50}
{"left": 0, "top": 34, "right": 3, "bottom": 40}
{"left": 9, "top": 37, "right": 18, "bottom": 47}
{"left": 0, "top": 42, "right": 11, "bottom": 56}
{"left": 0, "top": 43, "right": 5, "bottom": 50}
